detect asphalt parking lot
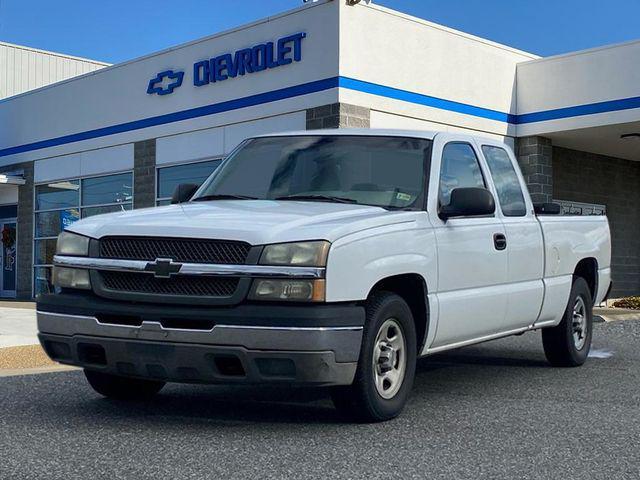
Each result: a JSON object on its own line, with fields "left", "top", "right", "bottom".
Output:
{"left": 1, "top": 320, "right": 638, "bottom": 480}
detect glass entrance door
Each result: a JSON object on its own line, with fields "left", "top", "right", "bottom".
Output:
{"left": 0, "top": 221, "right": 17, "bottom": 298}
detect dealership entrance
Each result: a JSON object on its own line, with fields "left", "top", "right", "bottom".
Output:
{"left": 0, "top": 175, "right": 23, "bottom": 299}
{"left": 0, "top": 209, "right": 17, "bottom": 298}
{"left": 0, "top": 221, "right": 17, "bottom": 298}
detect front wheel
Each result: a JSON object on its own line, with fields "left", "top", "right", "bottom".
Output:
{"left": 331, "top": 291, "right": 417, "bottom": 422}
{"left": 84, "top": 369, "right": 165, "bottom": 400}
{"left": 542, "top": 277, "right": 593, "bottom": 367}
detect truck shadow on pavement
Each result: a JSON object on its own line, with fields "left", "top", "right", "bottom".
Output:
{"left": 38, "top": 337, "right": 558, "bottom": 426}
{"left": 7, "top": 330, "right": 601, "bottom": 427}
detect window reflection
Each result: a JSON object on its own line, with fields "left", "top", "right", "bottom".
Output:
{"left": 82, "top": 204, "right": 132, "bottom": 218}
{"left": 34, "top": 239, "right": 58, "bottom": 265}
{"left": 157, "top": 159, "right": 222, "bottom": 203}
{"left": 35, "top": 209, "right": 81, "bottom": 238}
{"left": 35, "top": 180, "right": 79, "bottom": 210}
{"left": 439, "top": 143, "right": 485, "bottom": 206}
{"left": 34, "top": 267, "right": 53, "bottom": 296}
{"left": 482, "top": 146, "right": 526, "bottom": 217}
{"left": 82, "top": 173, "right": 133, "bottom": 206}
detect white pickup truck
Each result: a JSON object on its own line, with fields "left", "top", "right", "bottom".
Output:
{"left": 37, "top": 129, "right": 611, "bottom": 422}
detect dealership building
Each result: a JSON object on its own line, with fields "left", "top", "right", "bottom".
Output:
{"left": 0, "top": 0, "right": 639, "bottom": 300}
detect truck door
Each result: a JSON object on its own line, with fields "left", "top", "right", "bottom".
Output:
{"left": 428, "top": 135, "right": 509, "bottom": 350}
{"left": 476, "top": 140, "right": 545, "bottom": 328}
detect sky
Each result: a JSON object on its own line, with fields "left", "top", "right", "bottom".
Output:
{"left": 1, "top": 0, "right": 639, "bottom": 64}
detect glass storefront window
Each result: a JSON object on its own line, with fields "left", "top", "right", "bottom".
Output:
{"left": 82, "top": 203, "right": 132, "bottom": 218}
{"left": 34, "top": 172, "right": 134, "bottom": 296}
{"left": 34, "top": 267, "right": 53, "bottom": 296}
{"left": 34, "top": 239, "right": 58, "bottom": 265}
{"left": 35, "top": 209, "right": 80, "bottom": 238}
{"left": 157, "top": 159, "right": 222, "bottom": 204}
{"left": 82, "top": 173, "right": 133, "bottom": 206}
{"left": 35, "top": 180, "right": 80, "bottom": 210}
{"left": 0, "top": 205, "right": 18, "bottom": 218}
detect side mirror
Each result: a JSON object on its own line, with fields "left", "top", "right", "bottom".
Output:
{"left": 439, "top": 187, "right": 495, "bottom": 221}
{"left": 171, "top": 183, "right": 199, "bottom": 204}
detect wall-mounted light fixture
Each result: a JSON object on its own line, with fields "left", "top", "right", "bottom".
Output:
{"left": 302, "top": 0, "right": 368, "bottom": 5}
{"left": 620, "top": 133, "right": 640, "bottom": 140}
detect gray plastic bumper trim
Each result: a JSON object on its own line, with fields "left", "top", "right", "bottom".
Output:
{"left": 37, "top": 311, "right": 363, "bottom": 363}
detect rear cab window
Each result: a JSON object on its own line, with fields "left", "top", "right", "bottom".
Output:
{"left": 481, "top": 146, "right": 527, "bottom": 217}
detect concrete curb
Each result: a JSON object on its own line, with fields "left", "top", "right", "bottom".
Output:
{"left": 0, "top": 365, "right": 78, "bottom": 378}
{"left": 0, "top": 301, "right": 36, "bottom": 310}
{"left": 594, "top": 308, "right": 640, "bottom": 323}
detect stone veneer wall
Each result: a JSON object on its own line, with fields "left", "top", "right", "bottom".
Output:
{"left": 306, "top": 103, "right": 370, "bottom": 129}
{"left": 133, "top": 139, "right": 157, "bottom": 209}
{"left": 553, "top": 146, "right": 640, "bottom": 297}
{"left": 516, "top": 136, "right": 553, "bottom": 204}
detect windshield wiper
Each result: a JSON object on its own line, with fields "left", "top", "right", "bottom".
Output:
{"left": 192, "top": 194, "right": 258, "bottom": 201}
{"left": 274, "top": 194, "right": 358, "bottom": 204}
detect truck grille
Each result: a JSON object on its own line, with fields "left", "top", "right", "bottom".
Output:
{"left": 100, "top": 271, "right": 239, "bottom": 298}
{"left": 99, "top": 237, "right": 251, "bottom": 264}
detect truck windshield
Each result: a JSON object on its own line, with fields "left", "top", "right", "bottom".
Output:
{"left": 194, "top": 135, "right": 431, "bottom": 209}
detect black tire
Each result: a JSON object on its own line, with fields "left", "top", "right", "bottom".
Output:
{"left": 331, "top": 291, "right": 417, "bottom": 422}
{"left": 542, "top": 277, "right": 593, "bottom": 367}
{"left": 84, "top": 369, "right": 165, "bottom": 400}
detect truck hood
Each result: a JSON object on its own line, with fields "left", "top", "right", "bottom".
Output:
{"left": 67, "top": 200, "right": 418, "bottom": 245}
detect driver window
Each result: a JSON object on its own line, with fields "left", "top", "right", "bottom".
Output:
{"left": 439, "top": 142, "right": 486, "bottom": 206}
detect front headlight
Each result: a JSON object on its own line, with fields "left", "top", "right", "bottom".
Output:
{"left": 260, "top": 241, "right": 330, "bottom": 266}
{"left": 56, "top": 231, "right": 90, "bottom": 256}
{"left": 52, "top": 266, "right": 91, "bottom": 290}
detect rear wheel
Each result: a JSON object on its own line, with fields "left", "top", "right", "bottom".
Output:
{"left": 542, "top": 277, "right": 593, "bottom": 367}
{"left": 331, "top": 291, "right": 417, "bottom": 422}
{"left": 84, "top": 369, "right": 165, "bottom": 400}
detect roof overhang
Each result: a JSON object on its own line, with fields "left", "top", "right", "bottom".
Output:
{"left": 543, "top": 120, "right": 640, "bottom": 161}
{"left": 516, "top": 40, "right": 640, "bottom": 160}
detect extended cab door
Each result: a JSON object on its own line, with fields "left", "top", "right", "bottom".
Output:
{"left": 428, "top": 134, "right": 508, "bottom": 350}
{"left": 474, "top": 139, "right": 545, "bottom": 328}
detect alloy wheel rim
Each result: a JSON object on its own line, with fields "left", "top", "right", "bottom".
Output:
{"left": 372, "top": 318, "right": 407, "bottom": 400}
{"left": 572, "top": 296, "right": 588, "bottom": 350}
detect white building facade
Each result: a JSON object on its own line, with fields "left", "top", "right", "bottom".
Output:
{"left": 0, "top": 0, "right": 638, "bottom": 299}
{"left": 0, "top": 41, "right": 108, "bottom": 297}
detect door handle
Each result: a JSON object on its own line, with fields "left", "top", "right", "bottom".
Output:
{"left": 493, "top": 233, "right": 507, "bottom": 251}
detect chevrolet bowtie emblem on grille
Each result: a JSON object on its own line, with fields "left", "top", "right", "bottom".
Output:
{"left": 144, "top": 258, "right": 183, "bottom": 279}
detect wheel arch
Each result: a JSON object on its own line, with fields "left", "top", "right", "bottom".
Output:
{"left": 574, "top": 257, "right": 598, "bottom": 303}
{"left": 367, "top": 273, "right": 430, "bottom": 354}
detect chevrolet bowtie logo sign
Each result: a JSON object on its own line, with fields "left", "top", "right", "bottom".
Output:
{"left": 147, "top": 70, "right": 184, "bottom": 96}
{"left": 144, "top": 258, "right": 183, "bottom": 279}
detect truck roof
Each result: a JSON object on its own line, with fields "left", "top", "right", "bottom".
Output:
{"left": 255, "top": 128, "right": 439, "bottom": 141}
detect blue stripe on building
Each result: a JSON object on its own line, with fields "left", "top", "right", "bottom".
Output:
{"left": 3, "top": 76, "right": 640, "bottom": 158}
